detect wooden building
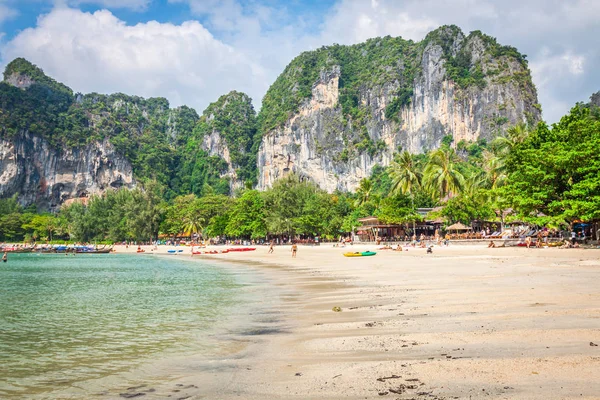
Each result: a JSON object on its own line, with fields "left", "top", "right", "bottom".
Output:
{"left": 355, "top": 217, "right": 406, "bottom": 242}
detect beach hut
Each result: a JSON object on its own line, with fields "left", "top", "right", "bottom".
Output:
{"left": 355, "top": 217, "right": 406, "bottom": 242}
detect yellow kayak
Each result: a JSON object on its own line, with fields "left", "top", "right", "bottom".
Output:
{"left": 344, "top": 251, "right": 377, "bottom": 257}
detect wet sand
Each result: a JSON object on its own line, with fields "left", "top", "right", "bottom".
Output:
{"left": 113, "top": 244, "right": 600, "bottom": 399}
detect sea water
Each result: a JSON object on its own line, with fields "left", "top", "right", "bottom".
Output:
{"left": 0, "top": 253, "right": 266, "bottom": 398}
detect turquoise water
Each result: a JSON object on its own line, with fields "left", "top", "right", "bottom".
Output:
{"left": 0, "top": 253, "right": 253, "bottom": 398}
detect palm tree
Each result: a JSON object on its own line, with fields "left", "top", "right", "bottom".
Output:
{"left": 389, "top": 151, "right": 422, "bottom": 196}
{"left": 182, "top": 214, "right": 204, "bottom": 242}
{"left": 424, "top": 147, "right": 465, "bottom": 200}
{"left": 493, "top": 122, "right": 530, "bottom": 156}
{"left": 462, "top": 171, "right": 486, "bottom": 200}
{"left": 354, "top": 178, "right": 373, "bottom": 208}
{"left": 389, "top": 151, "right": 422, "bottom": 231}
{"left": 481, "top": 150, "right": 507, "bottom": 190}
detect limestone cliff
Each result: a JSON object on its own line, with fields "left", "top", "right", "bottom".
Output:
{"left": 257, "top": 26, "right": 541, "bottom": 192}
{"left": 0, "top": 58, "right": 243, "bottom": 207}
{"left": 0, "top": 132, "right": 133, "bottom": 210}
{"left": 196, "top": 91, "right": 258, "bottom": 190}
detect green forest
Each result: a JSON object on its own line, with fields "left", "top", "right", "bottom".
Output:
{"left": 2, "top": 97, "right": 598, "bottom": 243}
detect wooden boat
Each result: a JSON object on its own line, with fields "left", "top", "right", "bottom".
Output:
{"left": 2, "top": 247, "right": 34, "bottom": 253}
{"left": 35, "top": 247, "right": 57, "bottom": 254}
{"left": 344, "top": 251, "right": 377, "bottom": 257}
{"left": 80, "top": 249, "right": 112, "bottom": 254}
{"left": 75, "top": 246, "right": 112, "bottom": 254}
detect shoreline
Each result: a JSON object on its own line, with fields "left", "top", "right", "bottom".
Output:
{"left": 8, "top": 245, "right": 599, "bottom": 399}
{"left": 119, "top": 244, "right": 600, "bottom": 399}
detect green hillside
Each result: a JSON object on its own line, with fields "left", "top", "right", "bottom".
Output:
{"left": 258, "top": 25, "right": 536, "bottom": 135}
{"left": 0, "top": 59, "right": 258, "bottom": 197}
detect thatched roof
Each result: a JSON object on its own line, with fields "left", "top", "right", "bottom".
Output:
{"left": 446, "top": 222, "right": 472, "bottom": 231}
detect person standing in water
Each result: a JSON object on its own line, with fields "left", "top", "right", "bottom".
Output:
{"left": 2, "top": 251, "right": 7, "bottom": 263}
{"left": 291, "top": 242, "right": 298, "bottom": 258}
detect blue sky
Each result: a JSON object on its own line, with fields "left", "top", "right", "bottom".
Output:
{"left": 0, "top": 0, "right": 598, "bottom": 123}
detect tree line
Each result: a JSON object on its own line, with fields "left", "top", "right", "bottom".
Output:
{"left": 1, "top": 101, "right": 598, "bottom": 243}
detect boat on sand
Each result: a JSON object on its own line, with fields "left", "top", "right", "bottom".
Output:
{"left": 344, "top": 251, "right": 377, "bottom": 257}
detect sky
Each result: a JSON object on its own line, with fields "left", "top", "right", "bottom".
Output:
{"left": 0, "top": 0, "right": 598, "bottom": 123}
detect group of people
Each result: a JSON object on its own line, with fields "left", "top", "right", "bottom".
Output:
{"left": 268, "top": 240, "right": 298, "bottom": 257}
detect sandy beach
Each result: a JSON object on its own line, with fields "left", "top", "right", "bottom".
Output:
{"left": 112, "top": 243, "right": 600, "bottom": 399}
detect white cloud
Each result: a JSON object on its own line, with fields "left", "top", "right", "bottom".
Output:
{"left": 2, "top": 0, "right": 598, "bottom": 123}
{"left": 1, "top": 7, "right": 267, "bottom": 113}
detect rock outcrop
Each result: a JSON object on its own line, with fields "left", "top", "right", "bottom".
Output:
{"left": 196, "top": 91, "right": 258, "bottom": 191}
{"left": 590, "top": 91, "right": 600, "bottom": 108}
{"left": 201, "top": 130, "right": 241, "bottom": 189}
{"left": 0, "top": 132, "right": 134, "bottom": 211}
{"left": 257, "top": 26, "right": 541, "bottom": 192}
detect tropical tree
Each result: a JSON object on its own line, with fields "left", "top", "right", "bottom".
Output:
{"left": 389, "top": 151, "right": 422, "bottom": 196}
{"left": 23, "top": 214, "right": 59, "bottom": 242}
{"left": 423, "top": 147, "right": 465, "bottom": 200}
{"left": 388, "top": 151, "right": 423, "bottom": 230}
{"left": 182, "top": 212, "right": 205, "bottom": 241}
{"left": 225, "top": 190, "right": 267, "bottom": 239}
{"left": 354, "top": 178, "right": 373, "bottom": 207}
{"left": 481, "top": 150, "right": 507, "bottom": 190}
{"left": 492, "top": 122, "right": 530, "bottom": 156}
{"left": 500, "top": 105, "right": 600, "bottom": 224}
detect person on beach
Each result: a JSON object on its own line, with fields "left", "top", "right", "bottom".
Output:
{"left": 2, "top": 251, "right": 7, "bottom": 263}
{"left": 488, "top": 240, "right": 496, "bottom": 248}
{"left": 291, "top": 242, "right": 298, "bottom": 258}
{"left": 268, "top": 240, "right": 275, "bottom": 254}
{"left": 525, "top": 236, "right": 532, "bottom": 248}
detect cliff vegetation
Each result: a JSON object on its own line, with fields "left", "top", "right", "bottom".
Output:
{"left": 0, "top": 59, "right": 258, "bottom": 197}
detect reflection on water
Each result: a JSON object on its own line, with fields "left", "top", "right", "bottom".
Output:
{"left": 0, "top": 254, "right": 248, "bottom": 398}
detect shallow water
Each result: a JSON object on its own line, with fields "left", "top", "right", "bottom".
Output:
{"left": 0, "top": 253, "right": 259, "bottom": 398}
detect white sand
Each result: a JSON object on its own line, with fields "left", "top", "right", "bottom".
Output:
{"left": 113, "top": 244, "right": 600, "bottom": 399}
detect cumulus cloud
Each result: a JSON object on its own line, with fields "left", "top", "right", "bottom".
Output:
{"left": 1, "top": 0, "right": 598, "bottom": 122}
{"left": 1, "top": 7, "right": 267, "bottom": 113}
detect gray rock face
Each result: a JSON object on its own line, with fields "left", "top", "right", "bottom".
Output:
{"left": 591, "top": 91, "right": 600, "bottom": 107}
{"left": 4, "top": 72, "right": 35, "bottom": 89}
{"left": 257, "top": 37, "right": 541, "bottom": 193}
{"left": 0, "top": 131, "right": 134, "bottom": 210}
{"left": 200, "top": 131, "right": 243, "bottom": 191}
